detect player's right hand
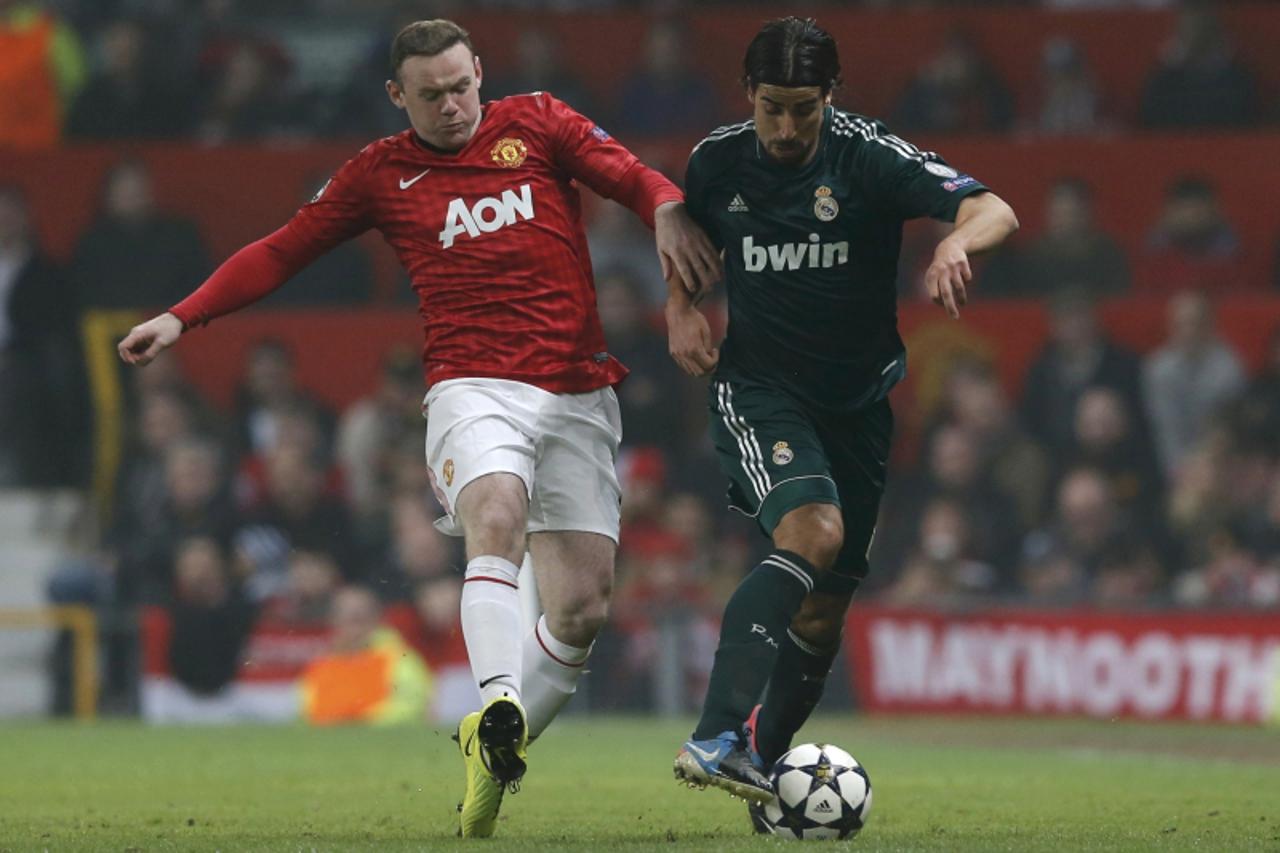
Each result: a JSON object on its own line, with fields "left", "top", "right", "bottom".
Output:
{"left": 665, "top": 303, "right": 719, "bottom": 377}
{"left": 117, "top": 312, "right": 184, "bottom": 366}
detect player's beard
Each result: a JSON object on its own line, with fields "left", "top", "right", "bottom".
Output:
{"left": 768, "top": 139, "right": 811, "bottom": 165}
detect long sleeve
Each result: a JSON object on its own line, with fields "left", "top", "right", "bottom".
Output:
{"left": 169, "top": 150, "right": 375, "bottom": 328}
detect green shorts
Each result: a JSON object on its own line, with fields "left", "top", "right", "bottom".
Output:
{"left": 708, "top": 376, "right": 893, "bottom": 593}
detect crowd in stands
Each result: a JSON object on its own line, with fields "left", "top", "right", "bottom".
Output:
{"left": 0, "top": 1, "right": 1275, "bottom": 148}
{"left": 2, "top": 0, "right": 1278, "bottom": 721}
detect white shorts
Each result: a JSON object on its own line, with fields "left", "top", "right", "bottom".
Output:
{"left": 423, "top": 378, "right": 623, "bottom": 542}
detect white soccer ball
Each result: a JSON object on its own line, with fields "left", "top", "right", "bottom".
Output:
{"left": 751, "top": 743, "right": 872, "bottom": 841}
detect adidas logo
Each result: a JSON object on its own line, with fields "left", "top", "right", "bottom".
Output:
{"left": 728, "top": 194, "right": 749, "bottom": 213}
{"left": 813, "top": 799, "right": 834, "bottom": 814}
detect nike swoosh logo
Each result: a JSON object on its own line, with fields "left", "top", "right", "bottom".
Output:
{"left": 464, "top": 732, "right": 476, "bottom": 757}
{"left": 479, "top": 674, "right": 513, "bottom": 689}
{"left": 686, "top": 743, "right": 721, "bottom": 763}
{"left": 399, "top": 169, "right": 430, "bottom": 190}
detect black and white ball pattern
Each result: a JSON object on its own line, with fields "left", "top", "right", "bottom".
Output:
{"left": 756, "top": 743, "right": 871, "bottom": 841}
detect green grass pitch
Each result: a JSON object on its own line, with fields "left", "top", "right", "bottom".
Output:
{"left": 1, "top": 715, "right": 1278, "bottom": 851}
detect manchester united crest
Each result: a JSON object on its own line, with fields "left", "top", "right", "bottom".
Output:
{"left": 443, "top": 458, "right": 455, "bottom": 487}
{"left": 491, "top": 137, "right": 528, "bottom": 168}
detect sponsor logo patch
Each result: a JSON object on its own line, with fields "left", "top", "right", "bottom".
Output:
{"left": 942, "top": 175, "right": 978, "bottom": 192}
{"left": 590, "top": 125, "right": 610, "bottom": 141}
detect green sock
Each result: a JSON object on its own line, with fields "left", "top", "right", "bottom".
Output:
{"left": 692, "top": 551, "right": 817, "bottom": 740}
{"left": 754, "top": 628, "right": 839, "bottom": 766}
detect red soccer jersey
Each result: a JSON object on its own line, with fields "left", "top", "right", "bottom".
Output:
{"left": 170, "top": 93, "right": 683, "bottom": 393}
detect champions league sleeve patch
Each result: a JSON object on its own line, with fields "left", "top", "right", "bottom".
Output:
{"left": 941, "top": 175, "right": 978, "bottom": 192}
{"left": 590, "top": 125, "right": 611, "bottom": 142}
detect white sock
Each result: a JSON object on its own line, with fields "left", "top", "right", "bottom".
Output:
{"left": 517, "top": 553, "right": 541, "bottom": 632}
{"left": 461, "top": 555, "right": 524, "bottom": 706}
{"left": 521, "top": 614, "right": 591, "bottom": 739}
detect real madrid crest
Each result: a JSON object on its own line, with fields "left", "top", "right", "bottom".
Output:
{"left": 813, "top": 185, "right": 838, "bottom": 222}
{"left": 772, "top": 441, "right": 794, "bottom": 466}
{"left": 491, "top": 137, "right": 528, "bottom": 168}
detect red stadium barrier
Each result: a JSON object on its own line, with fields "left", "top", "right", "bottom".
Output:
{"left": 1, "top": 136, "right": 1277, "bottom": 299}
{"left": 154, "top": 298, "right": 1280, "bottom": 414}
{"left": 844, "top": 605, "right": 1280, "bottom": 724}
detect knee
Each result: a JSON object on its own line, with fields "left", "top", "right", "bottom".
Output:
{"left": 775, "top": 505, "right": 844, "bottom": 570}
{"left": 461, "top": 495, "right": 526, "bottom": 556}
{"left": 546, "top": 581, "right": 612, "bottom": 648}
{"left": 791, "top": 595, "right": 851, "bottom": 649}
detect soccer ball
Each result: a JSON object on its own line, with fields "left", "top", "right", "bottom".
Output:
{"left": 750, "top": 743, "right": 872, "bottom": 840}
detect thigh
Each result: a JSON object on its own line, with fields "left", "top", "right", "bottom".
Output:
{"left": 815, "top": 398, "right": 894, "bottom": 590}
{"left": 423, "top": 378, "right": 538, "bottom": 536}
{"left": 527, "top": 387, "right": 623, "bottom": 542}
{"left": 708, "top": 377, "right": 841, "bottom": 536}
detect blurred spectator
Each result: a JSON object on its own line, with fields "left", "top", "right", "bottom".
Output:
{"left": 890, "top": 29, "right": 1013, "bottom": 134}
{"left": 1139, "top": 5, "right": 1258, "bottom": 130}
{"left": 596, "top": 271, "right": 690, "bottom": 453}
{"left": 612, "top": 523, "right": 716, "bottom": 713}
{"left": 1061, "top": 386, "right": 1163, "bottom": 531}
{"left": 1018, "top": 179, "right": 1130, "bottom": 297}
{"left": 1034, "top": 37, "right": 1104, "bottom": 136}
{"left": 371, "top": 491, "right": 455, "bottom": 600}
{"left": 1020, "top": 289, "right": 1145, "bottom": 458}
{"left": 881, "top": 498, "right": 997, "bottom": 605}
{"left": 235, "top": 402, "right": 343, "bottom": 508}
{"left": 936, "top": 358, "right": 1049, "bottom": 529}
{"left": 1139, "top": 176, "right": 1245, "bottom": 294}
{"left": 1091, "top": 536, "right": 1163, "bottom": 606}
{"left": 618, "top": 445, "right": 669, "bottom": 549}
{"left": 116, "top": 436, "right": 236, "bottom": 604}
{"left": 0, "top": 0, "right": 86, "bottom": 147}
{"left": 232, "top": 338, "right": 336, "bottom": 457}
{"left": 884, "top": 424, "right": 1021, "bottom": 576}
{"left": 613, "top": 19, "right": 720, "bottom": 138}
{"left": 482, "top": 28, "right": 596, "bottom": 116}
{"left": 113, "top": 388, "right": 200, "bottom": 543}
{"left": 587, "top": 202, "right": 665, "bottom": 305}
{"left": 167, "top": 536, "right": 254, "bottom": 696}
{"left": 1174, "top": 524, "right": 1280, "bottom": 609}
{"left": 336, "top": 346, "right": 425, "bottom": 523}
{"left": 253, "top": 545, "right": 341, "bottom": 625}
{"left": 66, "top": 18, "right": 189, "bottom": 139}
{"left": 0, "top": 183, "right": 87, "bottom": 487}
{"left": 259, "top": 172, "right": 374, "bottom": 305}
{"left": 1142, "top": 290, "right": 1245, "bottom": 477}
{"left": 300, "top": 585, "right": 431, "bottom": 725}
{"left": 233, "top": 447, "right": 356, "bottom": 601}
{"left": 1225, "top": 326, "right": 1280, "bottom": 458}
{"left": 1020, "top": 467, "right": 1125, "bottom": 603}
{"left": 383, "top": 572, "right": 477, "bottom": 723}
{"left": 72, "top": 159, "right": 210, "bottom": 309}
{"left": 328, "top": 8, "right": 417, "bottom": 138}
{"left": 195, "top": 38, "right": 303, "bottom": 143}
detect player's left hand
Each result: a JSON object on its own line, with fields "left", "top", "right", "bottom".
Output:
{"left": 925, "top": 238, "right": 972, "bottom": 320}
{"left": 654, "top": 202, "right": 722, "bottom": 299}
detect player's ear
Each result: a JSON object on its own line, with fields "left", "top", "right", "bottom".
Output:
{"left": 473, "top": 55, "right": 483, "bottom": 89}
{"left": 386, "top": 78, "right": 406, "bottom": 110}
{"left": 746, "top": 85, "right": 756, "bottom": 106}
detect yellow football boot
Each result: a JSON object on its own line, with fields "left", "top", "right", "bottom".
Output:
{"left": 453, "top": 697, "right": 529, "bottom": 838}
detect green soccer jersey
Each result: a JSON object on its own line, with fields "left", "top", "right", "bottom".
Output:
{"left": 685, "top": 106, "right": 989, "bottom": 412}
